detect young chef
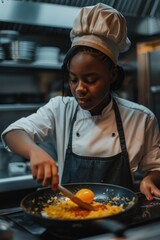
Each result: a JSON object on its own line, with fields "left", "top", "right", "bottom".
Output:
{"left": 1, "top": 3, "right": 160, "bottom": 201}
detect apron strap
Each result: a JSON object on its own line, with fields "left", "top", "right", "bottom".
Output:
{"left": 67, "top": 105, "right": 79, "bottom": 151}
{"left": 112, "top": 97, "right": 128, "bottom": 154}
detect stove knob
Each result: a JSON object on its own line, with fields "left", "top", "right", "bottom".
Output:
{"left": 0, "top": 219, "right": 13, "bottom": 240}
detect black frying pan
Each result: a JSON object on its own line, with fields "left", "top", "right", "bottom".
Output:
{"left": 20, "top": 183, "right": 137, "bottom": 233}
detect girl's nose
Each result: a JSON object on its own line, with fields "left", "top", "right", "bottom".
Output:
{"left": 76, "top": 80, "right": 87, "bottom": 93}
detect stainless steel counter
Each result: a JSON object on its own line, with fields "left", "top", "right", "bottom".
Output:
{"left": 0, "top": 147, "right": 40, "bottom": 192}
{"left": 0, "top": 174, "right": 41, "bottom": 192}
{"left": 0, "top": 142, "right": 54, "bottom": 193}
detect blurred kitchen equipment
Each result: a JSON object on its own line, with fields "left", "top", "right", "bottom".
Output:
{"left": 0, "top": 93, "right": 46, "bottom": 104}
{"left": 3, "top": 40, "right": 37, "bottom": 62}
{"left": 35, "top": 46, "right": 60, "bottom": 65}
{"left": 0, "top": 30, "right": 19, "bottom": 44}
{"left": 0, "top": 146, "right": 11, "bottom": 171}
{"left": 8, "top": 162, "right": 27, "bottom": 176}
{"left": 0, "top": 218, "right": 13, "bottom": 240}
{"left": 0, "top": 46, "right": 5, "bottom": 61}
{"left": 0, "top": 93, "right": 19, "bottom": 104}
{"left": 19, "top": 93, "right": 46, "bottom": 103}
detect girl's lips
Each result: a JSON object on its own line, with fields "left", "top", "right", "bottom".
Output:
{"left": 77, "top": 98, "right": 88, "bottom": 104}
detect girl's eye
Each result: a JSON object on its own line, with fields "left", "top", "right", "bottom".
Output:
{"left": 68, "top": 75, "right": 98, "bottom": 84}
{"left": 69, "top": 78, "right": 78, "bottom": 84}
{"left": 87, "top": 78, "right": 96, "bottom": 83}
{"left": 86, "top": 77, "right": 98, "bottom": 84}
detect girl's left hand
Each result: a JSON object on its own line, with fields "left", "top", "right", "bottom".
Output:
{"left": 140, "top": 171, "right": 160, "bottom": 201}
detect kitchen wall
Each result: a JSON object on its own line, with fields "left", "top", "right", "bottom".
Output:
{"left": 137, "top": 39, "right": 160, "bottom": 125}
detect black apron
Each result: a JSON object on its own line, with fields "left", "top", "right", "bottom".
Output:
{"left": 62, "top": 98, "right": 133, "bottom": 190}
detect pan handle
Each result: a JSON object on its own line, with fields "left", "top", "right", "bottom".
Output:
{"left": 95, "top": 219, "right": 126, "bottom": 237}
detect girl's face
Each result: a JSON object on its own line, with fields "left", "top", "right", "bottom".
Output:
{"left": 68, "top": 52, "right": 115, "bottom": 115}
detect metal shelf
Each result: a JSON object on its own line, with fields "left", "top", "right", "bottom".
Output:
{"left": 0, "top": 174, "right": 41, "bottom": 192}
{"left": 0, "top": 103, "right": 44, "bottom": 111}
{"left": 0, "top": 1, "right": 80, "bottom": 29}
{"left": 0, "top": 0, "right": 160, "bottom": 36}
{"left": 0, "top": 60, "right": 62, "bottom": 70}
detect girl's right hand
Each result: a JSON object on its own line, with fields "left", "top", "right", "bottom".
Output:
{"left": 30, "top": 147, "right": 59, "bottom": 190}
{"left": 4, "top": 130, "right": 59, "bottom": 190}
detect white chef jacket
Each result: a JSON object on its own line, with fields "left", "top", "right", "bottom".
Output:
{"left": 1, "top": 96, "right": 160, "bottom": 181}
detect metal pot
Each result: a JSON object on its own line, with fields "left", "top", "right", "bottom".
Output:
{"left": 20, "top": 183, "right": 137, "bottom": 232}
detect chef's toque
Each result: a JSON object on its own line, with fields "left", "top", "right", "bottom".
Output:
{"left": 70, "top": 3, "right": 131, "bottom": 64}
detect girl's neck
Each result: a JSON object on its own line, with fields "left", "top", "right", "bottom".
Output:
{"left": 90, "top": 94, "right": 111, "bottom": 116}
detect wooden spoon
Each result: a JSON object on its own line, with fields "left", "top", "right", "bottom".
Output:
{"left": 57, "top": 184, "right": 95, "bottom": 211}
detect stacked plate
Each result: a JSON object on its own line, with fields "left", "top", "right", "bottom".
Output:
{"left": 3, "top": 40, "right": 37, "bottom": 62}
{"left": 0, "top": 30, "right": 18, "bottom": 62}
{"left": 35, "top": 46, "right": 60, "bottom": 65}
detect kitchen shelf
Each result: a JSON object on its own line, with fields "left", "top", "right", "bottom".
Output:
{"left": 0, "top": 103, "right": 44, "bottom": 111}
{"left": 0, "top": 61, "right": 62, "bottom": 70}
{"left": 0, "top": 174, "right": 41, "bottom": 192}
{"left": 0, "top": 1, "right": 79, "bottom": 30}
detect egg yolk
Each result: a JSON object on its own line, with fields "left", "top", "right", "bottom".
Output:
{"left": 75, "top": 188, "right": 95, "bottom": 203}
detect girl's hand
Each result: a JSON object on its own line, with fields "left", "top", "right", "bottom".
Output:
{"left": 140, "top": 171, "right": 160, "bottom": 201}
{"left": 4, "top": 130, "right": 59, "bottom": 190}
{"left": 30, "top": 147, "right": 59, "bottom": 190}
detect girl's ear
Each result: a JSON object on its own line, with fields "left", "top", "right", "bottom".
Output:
{"left": 110, "top": 67, "right": 118, "bottom": 84}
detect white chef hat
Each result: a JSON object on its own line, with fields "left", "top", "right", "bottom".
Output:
{"left": 70, "top": 3, "right": 131, "bottom": 65}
